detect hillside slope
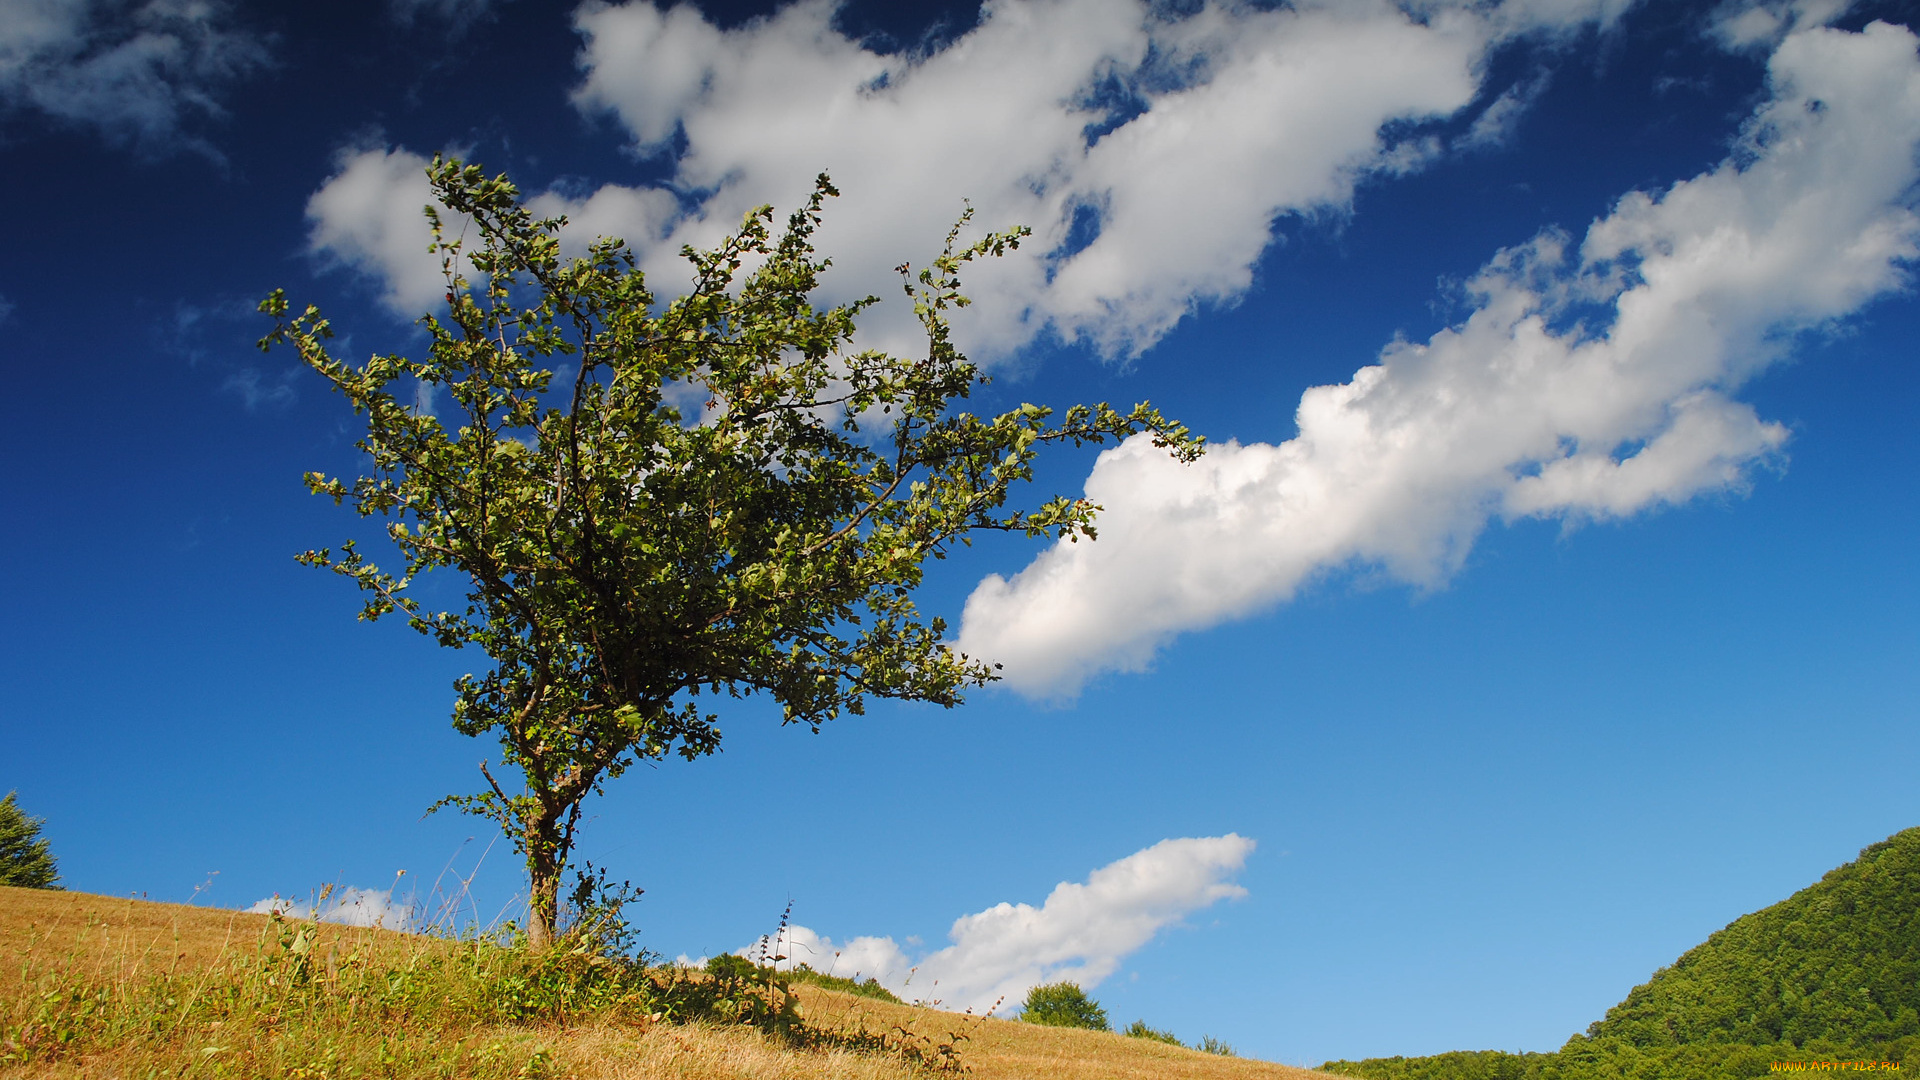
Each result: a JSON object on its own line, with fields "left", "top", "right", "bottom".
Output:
{"left": 1, "top": 885, "right": 1327, "bottom": 1079}
{"left": 1324, "top": 827, "right": 1920, "bottom": 1080}
{"left": 1587, "top": 826, "right": 1920, "bottom": 1049}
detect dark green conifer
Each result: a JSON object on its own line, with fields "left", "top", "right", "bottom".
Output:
{"left": 0, "top": 790, "right": 60, "bottom": 889}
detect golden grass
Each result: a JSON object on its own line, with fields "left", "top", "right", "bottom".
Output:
{"left": 0, "top": 885, "right": 407, "bottom": 995}
{"left": 794, "top": 984, "right": 1330, "bottom": 1080}
{"left": 1, "top": 887, "right": 1334, "bottom": 1079}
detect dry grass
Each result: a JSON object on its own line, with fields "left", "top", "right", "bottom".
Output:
{"left": 2, "top": 887, "right": 1334, "bottom": 1079}
{"left": 795, "top": 984, "right": 1330, "bottom": 1080}
{"left": 555, "top": 1021, "right": 921, "bottom": 1079}
{"left": 0, "top": 885, "right": 408, "bottom": 995}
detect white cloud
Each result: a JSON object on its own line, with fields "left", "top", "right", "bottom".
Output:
{"left": 957, "top": 19, "right": 1920, "bottom": 697}
{"left": 0, "top": 0, "right": 267, "bottom": 151}
{"left": 1711, "top": 0, "right": 1852, "bottom": 50}
{"left": 740, "top": 923, "right": 915, "bottom": 986}
{"left": 1458, "top": 69, "right": 1551, "bottom": 151}
{"left": 305, "top": 145, "right": 459, "bottom": 316}
{"left": 525, "top": 182, "right": 681, "bottom": 259}
{"left": 309, "top": 0, "right": 1626, "bottom": 342}
{"left": 740, "top": 835, "right": 1254, "bottom": 1014}
{"left": 304, "top": 146, "right": 681, "bottom": 318}
{"left": 248, "top": 886, "right": 414, "bottom": 931}
{"left": 561, "top": 0, "right": 1634, "bottom": 361}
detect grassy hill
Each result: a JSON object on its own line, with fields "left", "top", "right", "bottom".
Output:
{"left": 0, "top": 885, "right": 1329, "bottom": 1079}
{"left": 1323, "top": 827, "right": 1920, "bottom": 1080}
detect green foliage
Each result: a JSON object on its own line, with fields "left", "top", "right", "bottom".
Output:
{"left": 260, "top": 157, "right": 1199, "bottom": 944}
{"left": 1020, "top": 981, "right": 1109, "bottom": 1031}
{"left": 1124, "top": 1019, "right": 1183, "bottom": 1045}
{"left": 0, "top": 791, "right": 59, "bottom": 890}
{"left": 1585, "top": 828, "right": 1920, "bottom": 1050}
{"left": 1320, "top": 1050, "right": 1544, "bottom": 1080}
{"left": 703, "top": 954, "right": 901, "bottom": 1003}
{"left": 1321, "top": 828, "right": 1920, "bottom": 1080}
{"left": 1199, "top": 1034, "right": 1237, "bottom": 1056}
{"left": 786, "top": 965, "right": 904, "bottom": 1003}
{"left": 704, "top": 953, "right": 762, "bottom": 981}
{"left": 1325, "top": 1040, "right": 1919, "bottom": 1080}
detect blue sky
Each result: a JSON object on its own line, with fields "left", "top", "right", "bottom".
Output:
{"left": 3, "top": 0, "right": 1918, "bottom": 1066}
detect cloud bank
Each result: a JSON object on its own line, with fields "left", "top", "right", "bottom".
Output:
{"left": 957, "top": 18, "right": 1920, "bottom": 696}
{"left": 310, "top": 0, "right": 1626, "bottom": 352}
{"left": 0, "top": 0, "right": 267, "bottom": 150}
{"left": 734, "top": 835, "right": 1254, "bottom": 1015}
{"left": 247, "top": 886, "right": 414, "bottom": 930}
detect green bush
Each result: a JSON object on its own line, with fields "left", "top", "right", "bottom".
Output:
{"left": 1020, "top": 981, "right": 1109, "bottom": 1031}
{"left": 1319, "top": 1049, "right": 1541, "bottom": 1080}
{"left": 0, "top": 791, "right": 59, "bottom": 890}
{"left": 1125, "top": 1019, "right": 1183, "bottom": 1045}
{"left": 1200, "top": 1035, "right": 1237, "bottom": 1056}
{"left": 785, "top": 964, "right": 903, "bottom": 1003}
{"left": 701, "top": 954, "right": 901, "bottom": 1003}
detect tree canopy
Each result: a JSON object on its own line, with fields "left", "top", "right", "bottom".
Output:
{"left": 1020, "top": 981, "right": 1110, "bottom": 1031}
{"left": 261, "top": 158, "right": 1200, "bottom": 944}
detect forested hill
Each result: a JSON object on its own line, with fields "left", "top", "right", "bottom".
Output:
{"left": 1587, "top": 825, "right": 1920, "bottom": 1049}
{"left": 1323, "top": 827, "right": 1920, "bottom": 1080}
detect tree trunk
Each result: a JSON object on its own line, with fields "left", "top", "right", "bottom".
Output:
{"left": 528, "top": 862, "right": 559, "bottom": 948}
{"left": 525, "top": 812, "right": 564, "bottom": 949}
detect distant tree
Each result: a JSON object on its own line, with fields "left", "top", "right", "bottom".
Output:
{"left": 1021, "top": 981, "right": 1110, "bottom": 1030}
{"left": 262, "top": 158, "right": 1200, "bottom": 947}
{"left": 1125, "top": 1019, "right": 1183, "bottom": 1045}
{"left": 0, "top": 791, "right": 60, "bottom": 889}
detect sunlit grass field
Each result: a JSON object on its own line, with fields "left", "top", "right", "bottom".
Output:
{"left": 1, "top": 886, "right": 1329, "bottom": 1079}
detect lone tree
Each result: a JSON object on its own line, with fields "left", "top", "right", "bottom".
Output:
{"left": 1021, "top": 981, "right": 1109, "bottom": 1030}
{"left": 0, "top": 791, "right": 61, "bottom": 890}
{"left": 262, "top": 158, "right": 1200, "bottom": 946}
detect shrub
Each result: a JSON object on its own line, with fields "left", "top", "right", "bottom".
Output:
{"left": 1200, "top": 1035, "right": 1237, "bottom": 1056}
{"left": 1020, "top": 981, "right": 1109, "bottom": 1031}
{"left": 707, "top": 954, "right": 902, "bottom": 1003}
{"left": 786, "top": 964, "right": 904, "bottom": 1003}
{"left": 0, "top": 791, "right": 59, "bottom": 889}
{"left": 1125, "top": 1019, "right": 1184, "bottom": 1045}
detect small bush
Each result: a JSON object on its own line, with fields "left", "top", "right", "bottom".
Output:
{"left": 1200, "top": 1034, "right": 1237, "bottom": 1056}
{"left": 787, "top": 964, "right": 904, "bottom": 1003}
{"left": 706, "top": 954, "right": 902, "bottom": 1003}
{"left": 1125, "top": 1019, "right": 1184, "bottom": 1045}
{"left": 705, "top": 953, "right": 762, "bottom": 980}
{"left": 1020, "top": 981, "right": 1109, "bottom": 1031}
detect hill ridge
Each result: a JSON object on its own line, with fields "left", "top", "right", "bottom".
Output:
{"left": 1323, "top": 826, "right": 1920, "bottom": 1080}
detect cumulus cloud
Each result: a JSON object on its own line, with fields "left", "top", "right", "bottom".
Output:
{"left": 736, "top": 835, "right": 1254, "bottom": 1014}
{"left": 0, "top": 0, "right": 267, "bottom": 151}
{"left": 309, "top": 0, "right": 1625, "bottom": 344}
{"left": 956, "top": 19, "right": 1920, "bottom": 697}
{"left": 563, "top": 0, "right": 1638, "bottom": 360}
{"left": 305, "top": 145, "right": 463, "bottom": 315}
{"left": 304, "top": 144, "right": 683, "bottom": 318}
{"left": 1711, "top": 0, "right": 1852, "bottom": 50}
{"left": 248, "top": 886, "right": 414, "bottom": 930}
